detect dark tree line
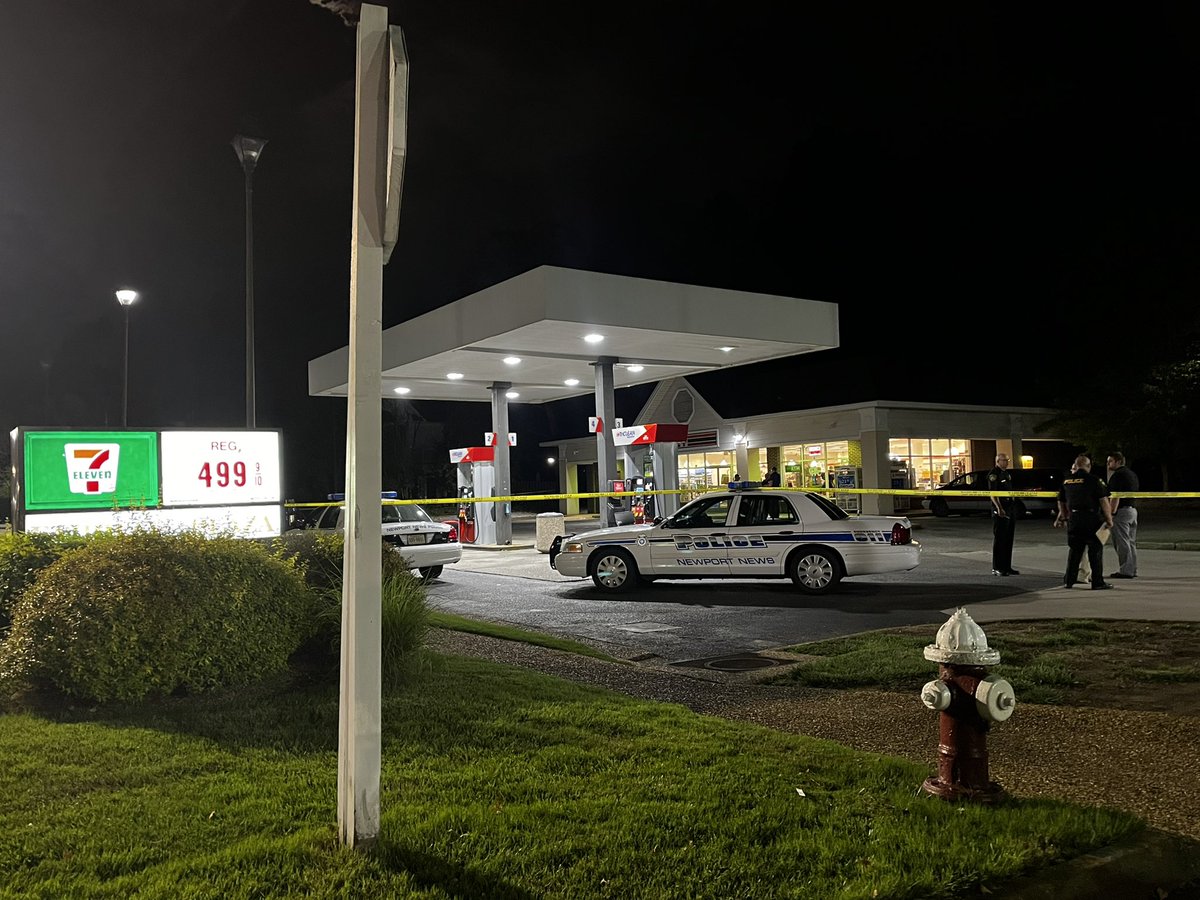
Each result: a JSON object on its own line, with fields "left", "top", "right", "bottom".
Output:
{"left": 1042, "top": 347, "right": 1200, "bottom": 491}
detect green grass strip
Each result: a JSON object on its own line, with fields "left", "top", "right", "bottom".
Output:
{"left": 0, "top": 655, "right": 1139, "bottom": 898}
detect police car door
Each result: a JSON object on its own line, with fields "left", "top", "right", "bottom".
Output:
{"left": 650, "top": 495, "right": 734, "bottom": 576}
{"left": 727, "top": 494, "right": 791, "bottom": 576}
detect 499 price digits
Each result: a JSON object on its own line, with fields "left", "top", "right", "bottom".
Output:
{"left": 197, "top": 461, "right": 249, "bottom": 488}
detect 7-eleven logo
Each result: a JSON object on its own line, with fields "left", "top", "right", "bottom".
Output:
{"left": 64, "top": 443, "right": 121, "bottom": 494}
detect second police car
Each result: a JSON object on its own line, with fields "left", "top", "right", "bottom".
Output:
{"left": 309, "top": 492, "right": 462, "bottom": 582}
{"left": 549, "top": 482, "right": 920, "bottom": 595}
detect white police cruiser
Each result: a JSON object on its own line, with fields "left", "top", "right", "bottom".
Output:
{"left": 549, "top": 482, "right": 920, "bottom": 595}
{"left": 310, "top": 492, "right": 462, "bottom": 582}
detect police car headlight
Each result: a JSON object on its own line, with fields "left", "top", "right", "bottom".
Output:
{"left": 562, "top": 541, "right": 584, "bottom": 554}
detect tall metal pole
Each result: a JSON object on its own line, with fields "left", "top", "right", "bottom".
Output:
{"left": 115, "top": 289, "right": 138, "bottom": 427}
{"left": 232, "top": 134, "right": 266, "bottom": 429}
{"left": 122, "top": 304, "right": 130, "bottom": 428}
{"left": 244, "top": 166, "right": 255, "bottom": 429}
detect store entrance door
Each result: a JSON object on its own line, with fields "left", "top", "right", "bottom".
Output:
{"left": 577, "top": 465, "right": 596, "bottom": 514}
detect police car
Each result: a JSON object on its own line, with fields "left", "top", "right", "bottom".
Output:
{"left": 549, "top": 483, "right": 920, "bottom": 595}
{"left": 310, "top": 492, "right": 462, "bottom": 581}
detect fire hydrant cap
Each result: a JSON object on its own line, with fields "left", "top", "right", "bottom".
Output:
{"left": 924, "top": 607, "right": 1001, "bottom": 665}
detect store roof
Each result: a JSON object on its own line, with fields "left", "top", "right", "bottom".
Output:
{"left": 307, "top": 266, "right": 839, "bottom": 404}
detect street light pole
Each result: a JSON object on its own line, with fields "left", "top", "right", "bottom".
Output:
{"left": 231, "top": 134, "right": 267, "bottom": 429}
{"left": 115, "top": 289, "right": 139, "bottom": 427}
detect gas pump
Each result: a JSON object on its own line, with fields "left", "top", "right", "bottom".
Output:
{"left": 457, "top": 486, "right": 476, "bottom": 544}
{"left": 889, "top": 460, "right": 912, "bottom": 513}
{"left": 629, "top": 475, "right": 656, "bottom": 523}
{"left": 611, "top": 423, "right": 688, "bottom": 519}
{"left": 449, "top": 446, "right": 496, "bottom": 545}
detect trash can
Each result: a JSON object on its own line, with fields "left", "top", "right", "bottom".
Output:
{"left": 535, "top": 512, "right": 566, "bottom": 553}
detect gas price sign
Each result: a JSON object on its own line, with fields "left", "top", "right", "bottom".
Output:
{"left": 160, "top": 430, "right": 281, "bottom": 506}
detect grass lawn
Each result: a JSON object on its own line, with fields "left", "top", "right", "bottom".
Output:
{"left": 0, "top": 653, "right": 1140, "bottom": 899}
{"left": 771, "top": 619, "right": 1200, "bottom": 710}
{"left": 426, "top": 611, "right": 617, "bottom": 661}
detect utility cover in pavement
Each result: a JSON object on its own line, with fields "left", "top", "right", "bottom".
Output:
{"left": 611, "top": 622, "right": 681, "bottom": 633}
{"left": 675, "top": 653, "right": 785, "bottom": 672}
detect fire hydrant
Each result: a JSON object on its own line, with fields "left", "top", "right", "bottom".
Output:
{"left": 919, "top": 607, "right": 1016, "bottom": 803}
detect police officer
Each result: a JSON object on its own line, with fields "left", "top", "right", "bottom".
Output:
{"left": 1054, "top": 454, "right": 1115, "bottom": 589}
{"left": 988, "top": 452, "right": 1020, "bottom": 576}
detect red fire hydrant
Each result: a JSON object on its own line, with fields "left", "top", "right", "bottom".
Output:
{"left": 919, "top": 607, "right": 1016, "bottom": 803}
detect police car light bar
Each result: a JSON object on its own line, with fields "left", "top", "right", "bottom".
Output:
{"left": 727, "top": 481, "right": 758, "bottom": 491}
{"left": 327, "top": 491, "right": 399, "bottom": 501}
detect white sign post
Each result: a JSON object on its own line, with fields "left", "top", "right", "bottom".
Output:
{"left": 339, "top": 3, "right": 407, "bottom": 849}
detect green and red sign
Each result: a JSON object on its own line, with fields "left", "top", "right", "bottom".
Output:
{"left": 23, "top": 431, "right": 160, "bottom": 511}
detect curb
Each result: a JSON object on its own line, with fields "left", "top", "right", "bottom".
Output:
{"left": 462, "top": 542, "right": 536, "bottom": 552}
{"left": 1141, "top": 541, "right": 1200, "bottom": 552}
{"left": 991, "top": 828, "right": 1200, "bottom": 899}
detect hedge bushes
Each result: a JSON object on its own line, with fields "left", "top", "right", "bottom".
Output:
{"left": 1, "top": 530, "right": 315, "bottom": 702}
{"left": 0, "top": 531, "right": 87, "bottom": 630}
{"left": 0, "top": 528, "right": 432, "bottom": 704}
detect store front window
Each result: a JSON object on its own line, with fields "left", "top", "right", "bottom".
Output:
{"left": 677, "top": 450, "right": 736, "bottom": 501}
{"left": 889, "top": 438, "right": 971, "bottom": 492}
{"left": 780, "top": 441, "right": 854, "bottom": 489}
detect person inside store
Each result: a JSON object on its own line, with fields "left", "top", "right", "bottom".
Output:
{"left": 988, "top": 452, "right": 1020, "bottom": 576}
{"left": 768, "top": 467, "right": 782, "bottom": 487}
{"left": 1105, "top": 452, "right": 1139, "bottom": 579}
{"left": 1054, "top": 454, "right": 1115, "bottom": 589}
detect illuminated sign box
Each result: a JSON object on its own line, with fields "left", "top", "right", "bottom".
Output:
{"left": 161, "top": 431, "right": 281, "bottom": 506}
{"left": 12, "top": 427, "right": 283, "bottom": 538}
{"left": 23, "top": 431, "right": 160, "bottom": 511}
{"left": 23, "top": 505, "right": 283, "bottom": 540}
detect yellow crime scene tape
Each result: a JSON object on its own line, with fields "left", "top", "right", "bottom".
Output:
{"left": 285, "top": 488, "right": 1200, "bottom": 509}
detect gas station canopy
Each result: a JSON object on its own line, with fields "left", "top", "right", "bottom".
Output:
{"left": 308, "top": 266, "right": 839, "bottom": 402}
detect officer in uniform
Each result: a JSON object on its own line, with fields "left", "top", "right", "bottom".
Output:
{"left": 988, "top": 452, "right": 1020, "bottom": 576}
{"left": 1054, "top": 454, "right": 1115, "bottom": 589}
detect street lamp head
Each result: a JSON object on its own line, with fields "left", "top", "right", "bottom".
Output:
{"left": 231, "top": 134, "right": 268, "bottom": 175}
{"left": 115, "top": 289, "right": 139, "bottom": 307}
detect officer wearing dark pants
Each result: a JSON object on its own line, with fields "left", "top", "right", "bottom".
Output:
{"left": 1055, "top": 454, "right": 1115, "bottom": 589}
{"left": 988, "top": 453, "right": 1019, "bottom": 576}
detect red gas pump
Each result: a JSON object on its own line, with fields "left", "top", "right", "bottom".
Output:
{"left": 458, "top": 487, "right": 476, "bottom": 544}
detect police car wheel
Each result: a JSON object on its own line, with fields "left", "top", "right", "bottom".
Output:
{"left": 789, "top": 548, "right": 842, "bottom": 595}
{"left": 417, "top": 565, "right": 443, "bottom": 582}
{"left": 930, "top": 499, "right": 949, "bottom": 518}
{"left": 590, "top": 550, "right": 638, "bottom": 592}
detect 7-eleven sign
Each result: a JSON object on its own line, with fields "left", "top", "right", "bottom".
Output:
{"left": 65, "top": 443, "right": 121, "bottom": 494}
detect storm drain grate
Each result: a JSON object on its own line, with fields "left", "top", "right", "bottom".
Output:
{"left": 674, "top": 653, "right": 787, "bottom": 673}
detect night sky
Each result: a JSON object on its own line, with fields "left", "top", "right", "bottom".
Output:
{"left": 3, "top": 2, "right": 1196, "bottom": 498}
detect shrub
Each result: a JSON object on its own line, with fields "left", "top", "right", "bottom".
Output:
{"left": 0, "top": 530, "right": 315, "bottom": 702}
{"left": 280, "top": 532, "right": 429, "bottom": 684}
{"left": 266, "top": 529, "right": 349, "bottom": 592}
{"left": 380, "top": 569, "right": 431, "bottom": 687}
{"left": 0, "top": 531, "right": 88, "bottom": 629}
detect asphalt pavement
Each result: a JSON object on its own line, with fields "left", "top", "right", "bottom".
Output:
{"left": 454, "top": 505, "right": 1200, "bottom": 627}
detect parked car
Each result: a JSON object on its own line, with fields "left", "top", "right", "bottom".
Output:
{"left": 309, "top": 492, "right": 462, "bottom": 581}
{"left": 549, "top": 483, "right": 920, "bottom": 595}
{"left": 923, "top": 467, "right": 1065, "bottom": 518}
